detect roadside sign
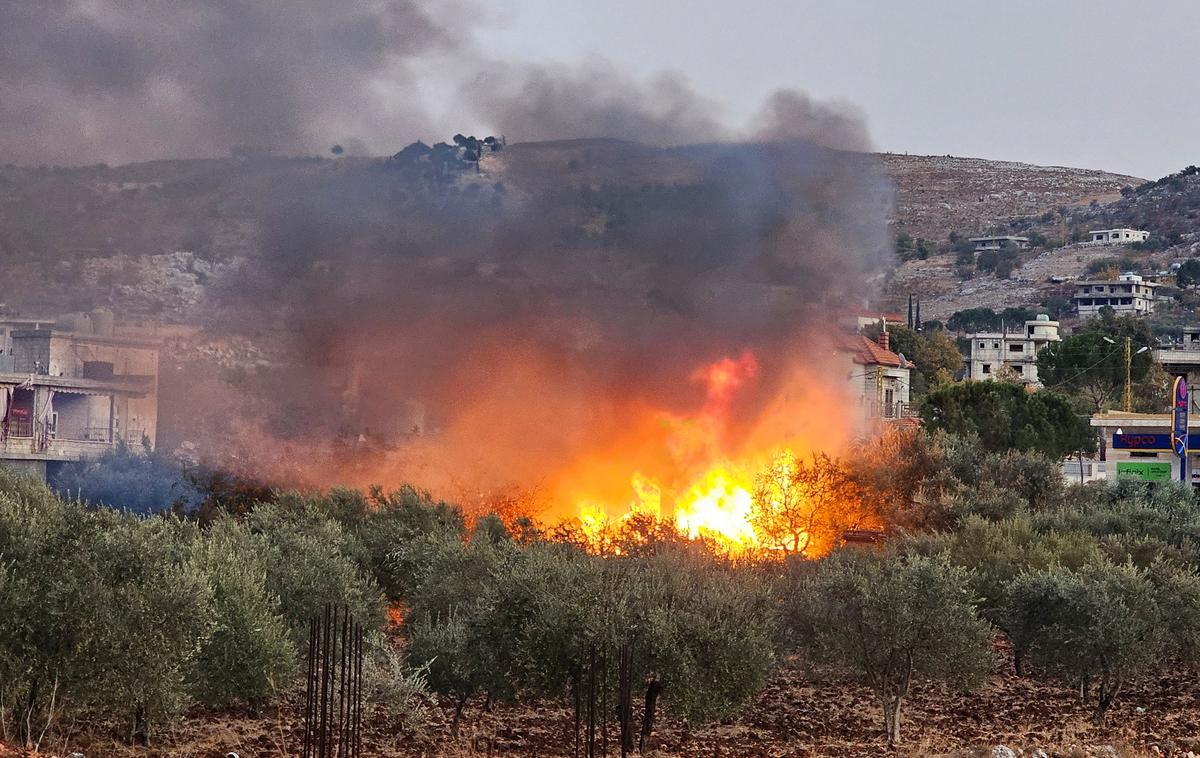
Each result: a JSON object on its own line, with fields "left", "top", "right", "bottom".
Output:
{"left": 1173, "top": 376, "right": 1189, "bottom": 482}
{"left": 1116, "top": 461, "right": 1173, "bottom": 482}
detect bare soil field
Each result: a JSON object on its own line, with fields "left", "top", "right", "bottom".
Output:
{"left": 18, "top": 650, "right": 1200, "bottom": 758}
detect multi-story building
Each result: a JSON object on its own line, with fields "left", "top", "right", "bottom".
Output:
{"left": 966, "top": 315, "right": 1060, "bottom": 386}
{"left": 1087, "top": 228, "right": 1150, "bottom": 245}
{"left": 1073, "top": 273, "right": 1159, "bottom": 316}
{"left": 1154, "top": 326, "right": 1200, "bottom": 413}
{"left": 0, "top": 310, "right": 160, "bottom": 480}
{"left": 837, "top": 330, "right": 915, "bottom": 421}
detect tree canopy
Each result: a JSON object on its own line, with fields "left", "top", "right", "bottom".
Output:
{"left": 1035, "top": 316, "right": 1153, "bottom": 412}
{"left": 920, "top": 381, "right": 1095, "bottom": 459}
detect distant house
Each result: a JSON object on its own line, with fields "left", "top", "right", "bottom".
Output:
{"left": 1088, "top": 228, "right": 1150, "bottom": 245}
{"left": 966, "top": 315, "right": 1061, "bottom": 386}
{"left": 969, "top": 235, "right": 1029, "bottom": 252}
{"left": 836, "top": 331, "right": 916, "bottom": 420}
{"left": 1073, "top": 273, "right": 1160, "bottom": 316}
{"left": 840, "top": 311, "right": 905, "bottom": 332}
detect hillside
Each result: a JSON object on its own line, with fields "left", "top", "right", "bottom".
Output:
{"left": 882, "top": 153, "right": 1142, "bottom": 242}
{"left": 0, "top": 145, "right": 1149, "bottom": 321}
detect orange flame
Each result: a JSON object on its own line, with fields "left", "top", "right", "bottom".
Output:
{"left": 566, "top": 349, "right": 857, "bottom": 554}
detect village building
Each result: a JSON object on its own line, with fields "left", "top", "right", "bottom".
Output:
{"left": 1153, "top": 327, "right": 1200, "bottom": 413}
{"left": 969, "top": 235, "right": 1029, "bottom": 252}
{"left": 1088, "top": 228, "right": 1150, "bottom": 245}
{"left": 966, "top": 315, "right": 1060, "bottom": 386}
{"left": 0, "top": 310, "right": 160, "bottom": 480}
{"left": 1073, "top": 273, "right": 1159, "bottom": 316}
{"left": 838, "top": 310, "right": 906, "bottom": 332}
{"left": 836, "top": 331, "right": 916, "bottom": 421}
{"left": 1090, "top": 411, "right": 1200, "bottom": 485}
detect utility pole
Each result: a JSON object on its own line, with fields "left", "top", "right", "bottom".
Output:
{"left": 1124, "top": 336, "right": 1133, "bottom": 413}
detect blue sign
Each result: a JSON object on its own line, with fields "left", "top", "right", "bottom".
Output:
{"left": 1113, "top": 433, "right": 1173, "bottom": 451}
{"left": 1173, "top": 376, "right": 1190, "bottom": 482}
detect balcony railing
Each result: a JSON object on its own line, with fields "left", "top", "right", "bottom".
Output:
{"left": 863, "top": 400, "right": 919, "bottom": 420}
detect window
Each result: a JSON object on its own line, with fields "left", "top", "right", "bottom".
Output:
{"left": 978, "top": 342, "right": 986, "bottom": 349}
{"left": 1014, "top": 365, "right": 1023, "bottom": 374}
{"left": 1121, "top": 298, "right": 1132, "bottom": 305}
{"left": 1009, "top": 343, "right": 1024, "bottom": 353}
{"left": 992, "top": 342, "right": 1000, "bottom": 349}
{"left": 982, "top": 363, "right": 992, "bottom": 374}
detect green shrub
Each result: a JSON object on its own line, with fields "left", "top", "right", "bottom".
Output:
{"left": 789, "top": 552, "right": 993, "bottom": 746}
{"left": 190, "top": 518, "right": 294, "bottom": 707}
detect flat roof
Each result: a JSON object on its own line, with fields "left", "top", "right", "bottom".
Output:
{"left": 0, "top": 372, "right": 154, "bottom": 397}
{"left": 11, "top": 328, "right": 161, "bottom": 349}
{"left": 969, "top": 235, "right": 1029, "bottom": 242}
{"left": 1073, "top": 278, "right": 1160, "bottom": 287}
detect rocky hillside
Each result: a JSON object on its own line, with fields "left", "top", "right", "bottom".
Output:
{"left": 882, "top": 153, "right": 1142, "bottom": 242}
{"left": 884, "top": 163, "right": 1200, "bottom": 322}
{"left": 0, "top": 145, "right": 1150, "bottom": 323}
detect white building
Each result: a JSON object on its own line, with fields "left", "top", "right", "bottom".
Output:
{"left": 1088, "top": 228, "right": 1150, "bottom": 245}
{"left": 969, "top": 235, "right": 1029, "bottom": 252}
{"left": 1073, "top": 273, "right": 1159, "bottom": 316}
{"left": 836, "top": 331, "right": 915, "bottom": 421}
{"left": 967, "top": 315, "right": 1060, "bottom": 386}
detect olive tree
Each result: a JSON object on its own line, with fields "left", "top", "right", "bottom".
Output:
{"left": 791, "top": 552, "right": 993, "bottom": 747}
{"left": 189, "top": 517, "right": 294, "bottom": 707}
{"left": 1003, "top": 563, "right": 1168, "bottom": 723}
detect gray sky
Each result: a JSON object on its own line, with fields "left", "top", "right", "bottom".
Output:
{"left": 475, "top": 0, "right": 1199, "bottom": 180}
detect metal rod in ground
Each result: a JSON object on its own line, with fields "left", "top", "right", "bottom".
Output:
{"left": 319, "top": 604, "right": 331, "bottom": 758}
{"left": 329, "top": 604, "right": 336, "bottom": 758}
{"left": 357, "top": 623, "right": 365, "bottom": 758}
{"left": 342, "top": 606, "right": 351, "bottom": 757}
{"left": 303, "top": 615, "right": 316, "bottom": 758}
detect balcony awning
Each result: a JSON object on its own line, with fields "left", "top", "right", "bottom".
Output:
{"left": 0, "top": 372, "right": 151, "bottom": 397}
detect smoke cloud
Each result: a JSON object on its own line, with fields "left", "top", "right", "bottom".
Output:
{"left": 0, "top": 1, "right": 457, "bottom": 165}
{"left": 1, "top": 1, "right": 896, "bottom": 514}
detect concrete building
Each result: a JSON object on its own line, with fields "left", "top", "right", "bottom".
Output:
{"left": 1088, "top": 228, "right": 1150, "bottom": 245}
{"left": 0, "top": 310, "right": 160, "bottom": 480}
{"left": 969, "top": 235, "right": 1029, "bottom": 252}
{"left": 1154, "top": 327, "right": 1200, "bottom": 413}
{"left": 1091, "top": 412, "right": 1200, "bottom": 485}
{"left": 1073, "top": 273, "right": 1160, "bottom": 316}
{"left": 966, "top": 315, "right": 1060, "bottom": 386}
{"left": 837, "top": 331, "right": 916, "bottom": 421}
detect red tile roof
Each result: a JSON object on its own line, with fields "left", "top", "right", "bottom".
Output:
{"left": 835, "top": 333, "right": 913, "bottom": 369}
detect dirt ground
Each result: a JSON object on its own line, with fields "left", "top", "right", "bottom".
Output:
{"left": 16, "top": 647, "right": 1200, "bottom": 758}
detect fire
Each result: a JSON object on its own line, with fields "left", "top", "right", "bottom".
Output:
{"left": 674, "top": 465, "right": 758, "bottom": 546}
{"left": 567, "top": 350, "right": 851, "bottom": 554}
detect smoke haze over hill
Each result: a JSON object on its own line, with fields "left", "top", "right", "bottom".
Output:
{"left": 0, "top": 1, "right": 872, "bottom": 165}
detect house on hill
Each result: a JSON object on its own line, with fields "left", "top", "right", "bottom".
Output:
{"left": 1073, "top": 273, "right": 1160, "bottom": 316}
{"left": 1088, "top": 228, "right": 1150, "bottom": 245}
{"left": 969, "top": 235, "right": 1029, "bottom": 252}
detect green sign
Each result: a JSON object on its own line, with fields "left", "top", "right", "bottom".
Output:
{"left": 1116, "top": 461, "right": 1173, "bottom": 482}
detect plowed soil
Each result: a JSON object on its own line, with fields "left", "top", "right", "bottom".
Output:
{"left": 16, "top": 649, "right": 1200, "bottom": 758}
